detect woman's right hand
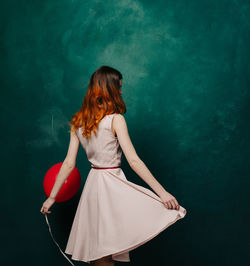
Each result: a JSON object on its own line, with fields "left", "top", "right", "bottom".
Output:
{"left": 159, "top": 191, "right": 180, "bottom": 210}
{"left": 40, "top": 196, "right": 56, "bottom": 215}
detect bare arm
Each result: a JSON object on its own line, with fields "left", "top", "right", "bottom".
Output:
{"left": 40, "top": 130, "right": 80, "bottom": 214}
{"left": 49, "top": 130, "right": 80, "bottom": 199}
{"left": 112, "top": 115, "right": 164, "bottom": 195}
{"left": 112, "top": 114, "right": 180, "bottom": 210}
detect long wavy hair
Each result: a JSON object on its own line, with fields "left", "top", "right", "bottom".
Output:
{"left": 69, "top": 65, "right": 126, "bottom": 138}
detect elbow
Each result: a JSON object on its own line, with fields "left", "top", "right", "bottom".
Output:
{"left": 64, "top": 160, "right": 75, "bottom": 170}
{"left": 129, "top": 156, "right": 142, "bottom": 169}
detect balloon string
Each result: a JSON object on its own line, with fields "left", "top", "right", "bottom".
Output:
{"left": 44, "top": 214, "right": 75, "bottom": 266}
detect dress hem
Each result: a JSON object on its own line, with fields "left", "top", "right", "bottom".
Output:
{"left": 65, "top": 208, "right": 186, "bottom": 264}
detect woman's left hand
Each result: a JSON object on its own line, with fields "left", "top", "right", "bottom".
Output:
{"left": 40, "top": 197, "right": 56, "bottom": 215}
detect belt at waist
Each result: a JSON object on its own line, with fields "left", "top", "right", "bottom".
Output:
{"left": 91, "top": 165, "right": 121, "bottom": 170}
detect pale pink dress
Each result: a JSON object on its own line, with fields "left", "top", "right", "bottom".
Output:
{"left": 65, "top": 113, "right": 187, "bottom": 263}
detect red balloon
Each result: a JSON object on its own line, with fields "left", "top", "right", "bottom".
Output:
{"left": 43, "top": 162, "right": 81, "bottom": 202}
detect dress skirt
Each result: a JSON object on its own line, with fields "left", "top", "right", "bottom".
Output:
{"left": 64, "top": 167, "right": 186, "bottom": 264}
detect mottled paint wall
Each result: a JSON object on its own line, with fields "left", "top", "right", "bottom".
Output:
{"left": 1, "top": 0, "right": 249, "bottom": 265}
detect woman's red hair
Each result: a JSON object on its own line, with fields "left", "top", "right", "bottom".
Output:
{"left": 69, "top": 66, "right": 126, "bottom": 138}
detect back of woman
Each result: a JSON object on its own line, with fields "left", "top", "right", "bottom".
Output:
{"left": 76, "top": 114, "right": 122, "bottom": 168}
{"left": 40, "top": 65, "right": 187, "bottom": 266}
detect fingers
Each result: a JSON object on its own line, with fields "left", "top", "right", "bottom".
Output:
{"left": 173, "top": 198, "right": 180, "bottom": 210}
{"left": 40, "top": 206, "right": 45, "bottom": 214}
{"left": 163, "top": 201, "right": 172, "bottom": 209}
{"left": 163, "top": 198, "right": 180, "bottom": 210}
{"left": 40, "top": 206, "right": 51, "bottom": 215}
{"left": 169, "top": 200, "right": 175, "bottom": 209}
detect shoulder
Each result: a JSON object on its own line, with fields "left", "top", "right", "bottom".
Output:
{"left": 112, "top": 113, "right": 128, "bottom": 130}
{"left": 113, "top": 113, "right": 126, "bottom": 123}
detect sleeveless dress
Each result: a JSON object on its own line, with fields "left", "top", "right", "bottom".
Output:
{"left": 64, "top": 113, "right": 187, "bottom": 264}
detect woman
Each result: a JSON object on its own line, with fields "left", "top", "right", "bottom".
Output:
{"left": 40, "top": 65, "right": 186, "bottom": 265}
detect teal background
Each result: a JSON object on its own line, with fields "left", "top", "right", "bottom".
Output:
{"left": 1, "top": 0, "right": 249, "bottom": 265}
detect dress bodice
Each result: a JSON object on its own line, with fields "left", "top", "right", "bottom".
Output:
{"left": 76, "top": 114, "right": 122, "bottom": 168}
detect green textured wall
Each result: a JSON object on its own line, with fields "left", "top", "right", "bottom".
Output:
{"left": 1, "top": 0, "right": 249, "bottom": 265}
